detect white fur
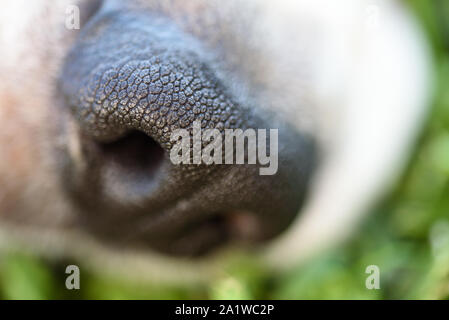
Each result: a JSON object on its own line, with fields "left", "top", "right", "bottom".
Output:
{"left": 264, "top": 0, "right": 432, "bottom": 268}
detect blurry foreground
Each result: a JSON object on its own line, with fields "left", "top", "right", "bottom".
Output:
{"left": 1, "top": 0, "right": 449, "bottom": 300}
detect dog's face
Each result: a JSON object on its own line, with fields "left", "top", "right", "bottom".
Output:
{"left": 0, "top": 0, "right": 431, "bottom": 267}
{"left": 0, "top": 0, "right": 318, "bottom": 256}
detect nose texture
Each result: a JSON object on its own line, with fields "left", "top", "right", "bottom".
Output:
{"left": 60, "top": 8, "right": 315, "bottom": 255}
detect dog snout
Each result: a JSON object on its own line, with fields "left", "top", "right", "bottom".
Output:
{"left": 60, "top": 7, "right": 315, "bottom": 255}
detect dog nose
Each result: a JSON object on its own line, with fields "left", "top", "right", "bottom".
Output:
{"left": 60, "top": 7, "right": 315, "bottom": 255}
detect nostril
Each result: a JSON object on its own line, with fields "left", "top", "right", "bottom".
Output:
{"left": 98, "top": 130, "right": 165, "bottom": 178}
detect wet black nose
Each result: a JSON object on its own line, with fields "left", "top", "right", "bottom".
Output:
{"left": 60, "top": 6, "right": 315, "bottom": 255}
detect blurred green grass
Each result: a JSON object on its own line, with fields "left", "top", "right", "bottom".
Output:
{"left": 1, "top": 0, "right": 449, "bottom": 300}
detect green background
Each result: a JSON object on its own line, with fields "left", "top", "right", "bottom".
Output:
{"left": 1, "top": 0, "right": 449, "bottom": 300}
